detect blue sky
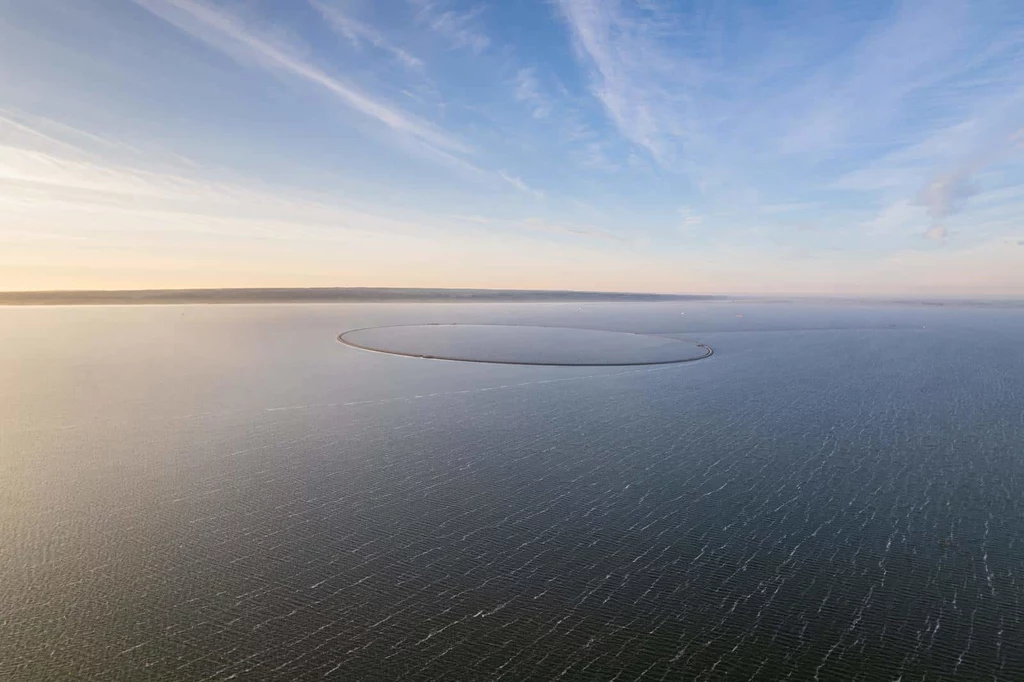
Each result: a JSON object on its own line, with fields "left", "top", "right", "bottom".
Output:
{"left": 1, "top": 0, "right": 1022, "bottom": 294}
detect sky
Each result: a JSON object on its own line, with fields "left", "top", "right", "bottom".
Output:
{"left": 1, "top": 0, "right": 1022, "bottom": 296}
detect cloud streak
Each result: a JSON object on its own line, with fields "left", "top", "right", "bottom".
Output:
{"left": 513, "top": 68, "right": 550, "bottom": 119}
{"left": 134, "top": 0, "right": 467, "bottom": 156}
{"left": 0, "top": 113, "right": 451, "bottom": 245}
{"left": 448, "top": 213, "right": 622, "bottom": 242}
{"left": 520, "top": 217, "right": 622, "bottom": 241}
{"left": 557, "top": 1, "right": 1024, "bottom": 172}
{"left": 555, "top": 0, "right": 712, "bottom": 170}
{"left": 409, "top": 0, "right": 490, "bottom": 54}
{"left": 917, "top": 126, "right": 1024, "bottom": 229}
{"left": 313, "top": 0, "right": 423, "bottom": 70}
{"left": 498, "top": 170, "right": 544, "bottom": 199}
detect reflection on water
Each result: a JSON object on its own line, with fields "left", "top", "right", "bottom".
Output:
{"left": 1, "top": 302, "right": 1023, "bottom": 680}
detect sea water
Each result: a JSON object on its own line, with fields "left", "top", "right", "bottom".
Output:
{"left": 2, "top": 302, "right": 1022, "bottom": 680}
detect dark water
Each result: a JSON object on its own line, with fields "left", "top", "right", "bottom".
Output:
{"left": 2, "top": 302, "right": 1022, "bottom": 680}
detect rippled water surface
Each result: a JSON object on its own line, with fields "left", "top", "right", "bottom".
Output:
{"left": 2, "top": 302, "right": 1023, "bottom": 680}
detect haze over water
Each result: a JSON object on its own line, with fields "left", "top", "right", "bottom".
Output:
{"left": 2, "top": 301, "right": 1023, "bottom": 680}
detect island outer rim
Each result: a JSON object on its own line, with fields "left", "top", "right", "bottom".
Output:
{"left": 336, "top": 323, "right": 714, "bottom": 367}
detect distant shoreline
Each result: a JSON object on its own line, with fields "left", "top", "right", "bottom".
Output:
{"left": 0, "top": 287, "right": 1019, "bottom": 308}
{"left": 0, "top": 287, "right": 725, "bottom": 306}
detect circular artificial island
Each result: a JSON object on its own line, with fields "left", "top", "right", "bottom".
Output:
{"left": 338, "top": 324, "right": 713, "bottom": 367}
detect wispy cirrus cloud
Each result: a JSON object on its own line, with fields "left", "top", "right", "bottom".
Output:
{"left": 0, "top": 120, "right": 636, "bottom": 291}
{"left": 1, "top": 113, "right": 619, "bottom": 267}
{"left": 555, "top": 0, "right": 709, "bottom": 169}
{"left": 312, "top": 0, "right": 423, "bottom": 70}
{"left": 1, "top": 108, "right": 144, "bottom": 159}
{"left": 772, "top": 0, "right": 973, "bottom": 157}
{"left": 840, "top": 93, "right": 1024, "bottom": 239}
{"left": 513, "top": 68, "right": 550, "bottom": 119}
{"left": 575, "top": 141, "right": 618, "bottom": 172}
{"left": 916, "top": 126, "right": 1024, "bottom": 232}
{"left": 678, "top": 206, "right": 702, "bottom": 230}
{"left": 556, "top": 0, "right": 1024, "bottom": 250}
{"left": 520, "top": 217, "right": 623, "bottom": 241}
{"left": 860, "top": 201, "right": 925, "bottom": 236}
{"left": 449, "top": 213, "right": 622, "bottom": 242}
{"left": 0, "top": 142, "right": 402, "bottom": 240}
{"left": 0, "top": 112, "right": 552, "bottom": 264}
{"left": 409, "top": 0, "right": 490, "bottom": 54}
{"left": 556, "top": 0, "right": 1021, "bottom": 168}
{"left": 133, "top": 0, "right": 468, "bottom": 158}
{"left": 498, "top": 170, "right": 544, "bottom": 199}
{"left": 130, "top": 2, "right": 553, "bottom": 197}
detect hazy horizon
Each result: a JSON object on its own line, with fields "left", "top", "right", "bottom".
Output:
{"left": 2, "top": 1, "right": 1023, "bottom": 295}
{"left": 1, "top": 285, "right": 1023, "bottom": 304}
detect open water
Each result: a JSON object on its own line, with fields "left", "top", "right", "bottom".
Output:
{"left": 1, "top": 301, "right": 1022, "bottom": 680}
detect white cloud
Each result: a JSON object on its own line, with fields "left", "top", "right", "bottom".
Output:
{"left": 1, "top": 108, "right": 143, "bottom": 160}
{"left": 448, "top": 213, "right": 620, "bottom": 242}
{"left": 0, "top": 112, "right": 640, "bottom": 293}
{"left": 0, "top": 114, "right": 458, "bottom": 247}
{"left": 678, "top": 206, "right": 702, "bottom": 230}
{"left": 448, "top": 213, "right": 493, "bottom": 224}
{"left": 556, "top": 0, "right": 690, "bottom": 166}
{"left": 133, "top": 0, "right": 468, "bottom": 157}
{"left": 8, "top": 0, "right": 1024, "bottom": 294}
{"left": 575, "top": 141, "right": 618, "bottom": 172}
{"left": 513, "top": 68, "right": 550, "bottom": 119}
{"left": 498, "top": 170, "right": 544, "bottom": 199}
{"left": 409, "top": 0, "right": 490, "bottom": 54}
{"left": 759, "top": 202, "right": 817, "bottom": 215}
{"left": 556, "top": 0, "right": 1024, "bottom": 232}
{"left": 773, "top": 0, "right": 973, "bottom": 157}
{"left": 0, "top": 142, "right": 418, "bottom": 241}
{"left": 313, "top": 0, "right": 423, "bottom": 70}
{"left": 918, "top": 173, "right": 976, "bottom": 222}
{"left": 861, "top": 201, "right": 926, "bottom": 235}
{"left": 520, "top": 217, "right": 621, "bottom": 241}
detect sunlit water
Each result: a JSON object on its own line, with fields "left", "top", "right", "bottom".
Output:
{"left": 2, "top": 302, "right": 1022, "bottom": 680}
